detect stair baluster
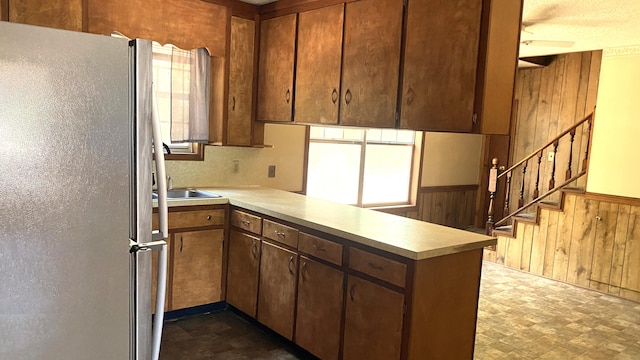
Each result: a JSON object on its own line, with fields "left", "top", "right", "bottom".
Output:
{"left": 566, "top": 129, "right": 576, "bottom": 180}
{"left": 486, "top": 158, "right": 499, "bottom": 235}
{"left": 504, "top": 171, "right": 512, "bottom": 214}
{"left": 518, "top": 160, "right": 527, "bottom": 208}
{"left": 533, "top": 151, "right": 542, "bottom": 199}
{"left": 582, "top": 116, "right": 592, "bottom": 172}
{"left": 549, "top": 141, "right": 559, "bottom": 190}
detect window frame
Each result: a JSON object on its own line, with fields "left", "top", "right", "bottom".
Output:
{"left": 152, "top": 42, "right": 205, "bottom": 161}
{"left": 304, "top": 126, "right": 423, "bottom": 209}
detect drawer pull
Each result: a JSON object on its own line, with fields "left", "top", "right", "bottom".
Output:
{"left": 206, "top": 215, "right": 211, "bottom": 221}
{"left": 275, "top": 231, "right": 286, "bottom": 238}
{"left": 368, "top": 262, "right": 384, "bottom": 271}
{"left": 180, "top": 237, "right": 183, "bottom": 252}
{"left": 241, "top": 220, "right": 251, "bottom": 225}
{"left": 288, "top": 256, "right": 295, "bottom": 275}
{"left": 312, "top": 243, "right": 326, "bottom": 252}
{"left": 349, "top": 284, "right": 356, "bottom": 301}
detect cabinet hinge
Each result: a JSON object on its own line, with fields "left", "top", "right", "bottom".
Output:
{"left": 472, "top": 113, "right": 478, "bottom": 124}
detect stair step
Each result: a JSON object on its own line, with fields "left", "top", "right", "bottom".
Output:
{"left": 562, "top": 186, "right": 586, "bottom": 194}
{"left": 539, "top": 200, "right": 561, "bottom": 209}
{"left": 514, "top": 213, "right": 537, "bottom": 224}
{"left": 493, "top": 224, "right": 515, "bottom": 238}
{"left": 495, "top": 225, "right": 513, "bottom": 231}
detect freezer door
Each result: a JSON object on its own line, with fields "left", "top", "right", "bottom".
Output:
{"left": 0, "top": 23, "right": 131, "bottom": 359}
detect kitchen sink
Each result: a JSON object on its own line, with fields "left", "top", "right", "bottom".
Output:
{"left": 152, "top": 189, "right": 221, "bottom": 199}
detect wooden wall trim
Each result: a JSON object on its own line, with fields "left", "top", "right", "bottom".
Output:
{"left": 2, "top": 0, "right": 9, "bottom": 21}
{"left": 584, "top": 192, "right": 640, "bottom": 207}
{"left": 260, "top": 0, "right": 353, "bottom": 19}
{"left": 201, "top": 0, "right": 258, "bottom": 18}
{"left": 420, "top": 185, "right": 479, "bottom": 194}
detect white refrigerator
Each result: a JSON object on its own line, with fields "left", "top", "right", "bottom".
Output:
{"left": 0, "top": 21, "right": 170, "bottom": 360}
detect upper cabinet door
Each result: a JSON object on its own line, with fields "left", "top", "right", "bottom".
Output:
{"left": 400, "top": 0, "right": 482, "bottom": 132}
{"left": 340, "top": 0, "right": 403, "bottom": 128}
{"left": 294, "top": 4, "right": 344, "bottom": 125}
{"left": 257, "top": 14, "right": 297, "bottom": 122}
{"left": 228, "top": 16, "right": 256, "bottom": 146}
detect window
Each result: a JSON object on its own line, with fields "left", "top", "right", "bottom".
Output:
{"left": 306, "top": 126, "right": 421, "bottom": 207}
{"left": 151, "top": 42, "right": 210, "bottom": 160}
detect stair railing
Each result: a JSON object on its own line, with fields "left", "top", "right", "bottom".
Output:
{"left": 486, "top": 111, "right": 594, "bottom": 235}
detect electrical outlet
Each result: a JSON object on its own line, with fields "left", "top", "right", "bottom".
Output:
{"left": 548, "top": 152, "right": 555, "bottom": 162}
{"left": 268, "top": 165, "right": 276, "bottom": 178}
{"left": 232, "top": 160, "right": 239, "bottom": 173}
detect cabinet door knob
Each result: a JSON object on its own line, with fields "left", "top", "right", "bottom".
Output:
{"left": 180, "top": 237, "right": 183, "bottom": 252}
{"left": 331, "top": 88, "right": 338, "bottom": 104}
{"left": 285, "top": 89, "right": 291, "bottom": 104}
{"left": 242, "top": 220, "right": 250, "bottom": 226}
{"left": 275, "top": 231, "right": 286, "bottom": 238}
{"left": 345, "top": 89, "right": 352, "bottom": 105}
{"left": 206, "top": 215, "right": 212, "bottom": 221}
{"left": 288, "top": 256, "right": 295, "bottom": 275}
{"left": 231, "top": 96, "right": 236, "bottom": 111}
{"left": 349, "top": 283, "right": 356, "bottom": 301}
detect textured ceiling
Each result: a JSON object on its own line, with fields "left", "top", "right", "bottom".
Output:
{"left": 238, "top": 0, "right": 640, "bottom": 57}
{"left": 520, "top": 0, "right": 640, "bottom": 57}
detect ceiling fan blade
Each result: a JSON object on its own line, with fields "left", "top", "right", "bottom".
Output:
{"left": 521, "top": 40, "right": 575, "bottom": 48}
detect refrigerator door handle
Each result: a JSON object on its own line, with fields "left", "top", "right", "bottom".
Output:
{"left": 150, "top": 83, "right": 168, "bottom": 360}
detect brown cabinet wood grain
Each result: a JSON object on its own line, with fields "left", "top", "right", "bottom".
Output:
{"left": 294, "top": 4, "right": 344, "bottom": 125}
{"left": 226, "top": 229, "right": 261, "bottom": 317}
{"left": 228, "top": 16, "right": 256, "bottom": 146}
{"left": 257, "top": 14, "right": 296, "bottom": 122}
{"left": 340, "top": 0, "right": 403, "bottom": 128}
{"left": 8, "top": 0, "right": 82, "bottom": 31}
{"left": 295, "top": 256, "right": 344, "bottom": 360}
{"left": 343, "top": 275, "right": 404, "bottom": 360}
{"left": 171, "top": 229, "right": 224, "bottom": 310}
{"left": 257, "top": 241, "right": 298, "bottom": 340}
{"left": 400, "top": 0, "right": 482, "bottom": 132}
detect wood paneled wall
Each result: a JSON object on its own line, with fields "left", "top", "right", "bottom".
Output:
{"left": 484, "top": 193, "right": 640, "bottom": 302}
{"left": 508, "top": 51, "right": 602, "bottom": 213}
{"left": 4, "top": 0, "right": 81, "bottom": 30}
{"left": 386, "top": 186, "right": 478, "bottom": 230}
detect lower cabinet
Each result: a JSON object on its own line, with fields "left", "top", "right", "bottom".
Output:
{"left": 226, "top": 229, "right": 261, "bottom": 317}
{"left": 257, "top": 240, "right": 298, "bottom": 340}
{"left": 172, "top": 229, "right": 224, "bottom": 309}
{"left": 343, "top": 275, "right": 404, "bottom": 360}
{"left": 295, "top": 256, "right": 344, "bottom": 360}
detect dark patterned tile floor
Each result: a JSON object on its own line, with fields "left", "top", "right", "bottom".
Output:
{"left": 160, "top": 261, "right": 640, "bottom": 359}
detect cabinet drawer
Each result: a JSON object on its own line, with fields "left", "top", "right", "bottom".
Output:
{"left": 298, "top": 232, "right": 343, "bottom": 266}
{"left": 231, "top": 209, "right": 262, "bottom": 235}
{"left": 263, "top": 219, "right": 299, "bottom": 248}
{"left": 348, "top": 247, "right": 406, "bottom": 288}
{"left": 153, "top": 209, "right": 225, "bottom": 230}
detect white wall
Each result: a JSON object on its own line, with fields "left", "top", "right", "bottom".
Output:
{"left": 587, "top": 46, "right": 640, "bottom": 199}
{"left": 421, "top": 132, "right": 483, "bottom": 187}
{"left": 165, "top": 123, "right": 307, "bottom": 192}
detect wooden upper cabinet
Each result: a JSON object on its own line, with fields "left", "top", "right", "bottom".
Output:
{"left": 228, "top": 16, "right": 256, "bottom": 146}
{"left": 340, "top": 0, "right": 403, "bottom": 128}
{"left": 400, "top": 0, "right": 482, "bottom": 132}
{"left": 8, "top": 0, "right": 82, "bottom": 31}
{"left": 474, "top": 0, "right": 523, "bottom": 135}
{"left": 294, "top": 4, "right": 344, "bottom": 125}
{"left": 257, "top": 14, "right": 296, "bottom": 122}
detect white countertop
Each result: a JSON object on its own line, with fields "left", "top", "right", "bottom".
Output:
{"left": 156, "top": 186, "right": 496, "bottom": 260}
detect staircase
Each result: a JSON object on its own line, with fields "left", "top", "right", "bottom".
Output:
{"left": 486, "top": 111, "right": 595, "bottom": 239}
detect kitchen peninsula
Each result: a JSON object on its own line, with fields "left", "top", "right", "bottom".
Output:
{"left": 155, "top": 187, "right": 495, "bottom": 360}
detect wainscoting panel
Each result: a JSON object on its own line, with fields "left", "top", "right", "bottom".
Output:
{"left": 486, "top": 193, "right": 640, "bottom": 302}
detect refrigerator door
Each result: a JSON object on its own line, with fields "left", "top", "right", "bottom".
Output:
{"left": 0, "top": 23, "right": 131, "bottom": 359}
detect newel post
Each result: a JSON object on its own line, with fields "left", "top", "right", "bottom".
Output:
{"left": 486, "top": 158, "right": 499, "bottom": 235}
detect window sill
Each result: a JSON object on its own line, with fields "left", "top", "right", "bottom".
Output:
{"left": 164, "top": 145, "right": 205, "bottom": 161}
{"left": 369, "top": 204, "right": 418, "bottom": 215}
